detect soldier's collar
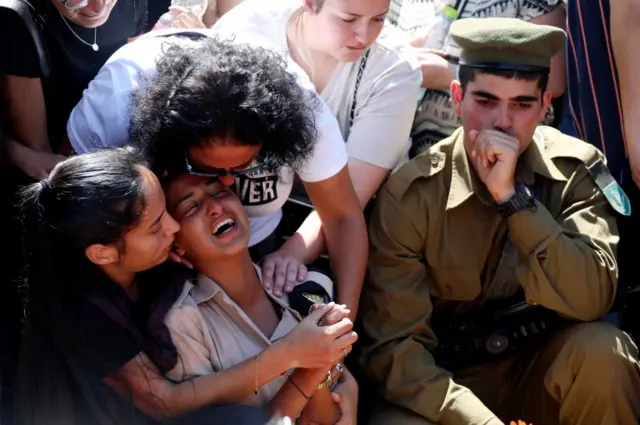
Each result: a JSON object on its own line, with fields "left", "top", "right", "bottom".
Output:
{"left": 517, "top": 128, "right": 567, "bottom": 185}
{"left": 447, "top": 130, "right": 492, "bottom": 210}
{"left": 447, "top": 128, "right": 566, "bottom": 211}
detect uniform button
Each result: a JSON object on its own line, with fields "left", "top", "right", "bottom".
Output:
{"left": 430, "top": 156, "right": 439, "bottom": 165}
{"left": 444, "top": 284, "right": 453, "bottom": 294}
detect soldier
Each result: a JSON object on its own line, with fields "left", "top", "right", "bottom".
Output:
{"left": 359, "top": 17, "right": 640, "bottom": 425}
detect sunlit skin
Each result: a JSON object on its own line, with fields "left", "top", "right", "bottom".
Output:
{"left": 163, "top": 174, "right": 357, "bottom": 425}
{"left": 164, "top": 175, "right": 251, "bottom": 267}
{"left": 86, "top": 167, "right": 180, "bottom": 293}
{"left": 298, "top": 0, "right": 389, "bottom": 63}
{"left": 51, "top": 0, "right": 118, "bottom": 28}
{"left": 187, "top": 141, "right": 262, "bottom": 187}
{"left": 451, "top": 72, "right": 552, "bottom": 203}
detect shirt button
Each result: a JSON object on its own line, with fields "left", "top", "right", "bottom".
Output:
{"left": 430, "top": 156, "right": 439, "bottom": 165}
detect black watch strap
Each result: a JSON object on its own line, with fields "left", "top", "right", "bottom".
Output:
{"left": 495, "top": 184, "right": 537, "bottom": 217}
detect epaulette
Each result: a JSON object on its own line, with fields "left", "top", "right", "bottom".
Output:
{"left": 384, "top": 133, "right": 455, "bottom": 200}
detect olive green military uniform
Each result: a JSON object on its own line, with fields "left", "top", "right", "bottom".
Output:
{"left": 359, "top": 17, "right": 640, "bottom": 425}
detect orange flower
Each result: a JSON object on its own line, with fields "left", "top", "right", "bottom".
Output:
{"left": 509, "top": 421, "right": 531, "bottom": 425}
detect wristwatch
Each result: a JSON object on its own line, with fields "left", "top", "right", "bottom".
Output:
{"left": 495, "top": 183, "right": 537, "bottom": 217}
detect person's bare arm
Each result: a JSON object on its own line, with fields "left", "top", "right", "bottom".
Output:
{"left": 269, "top": 312, "right": 349, "bottom": 424}
{"left": 6, "top": 75, "right": 50, "bottom": 151}
{"left": 4, "top": 75, "right": 67, "bottom": 178}
{"left": 610, "top": 0, "right": 640, "bottom": 187}
{"left": 200, "top": 0, "right": 245, "bottom": 26}
{"left": 216, "top": 0, "right": 245, "bottom": 18}
{"left": 5, "top": 137, "right": 65, "bottom": 180}
{"left": 269, "top": 368, "right": 340, "bottom": 424}
{"left": 106, "top": 346, "right": 292, "bottom": 420}
{"left": 347, "top": 158, "right": 390, "bottom": 208}
{"left": 272, "top": 158, "right": 387, "bottom": 265}
{"left": 260, "top": 147, "right": 387, "bottom": 301}
{"left": 111, "top": 304, "right": 355, "bottom": 419}
{"left": 276, "top": 167, "right": 368, "bottom": 320}
{"left": 529, "top": 5, "right": 567, "bottom": 98}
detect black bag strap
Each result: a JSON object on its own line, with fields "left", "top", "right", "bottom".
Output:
{"left": 348, "top": 48, "right": 370, "bottom": 131}
{"left": 0, "top": 0, "right": 51, "bottom": 79}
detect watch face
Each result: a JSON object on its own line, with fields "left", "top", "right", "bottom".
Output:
{"left": 516, "top": 183, "right": 532, "bottom": 197}
{"left": 496, "top": 184, "right": 536, "bottom": 217}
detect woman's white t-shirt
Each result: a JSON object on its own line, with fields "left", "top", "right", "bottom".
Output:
{"left": 213, "top": 0, "right": 423, "bottom": 171}
{"left": 66, "top": 29, "right": 348, "bottom": 246}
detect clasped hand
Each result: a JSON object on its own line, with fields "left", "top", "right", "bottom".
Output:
{"left": 282, "top": 303, "right": 357, "bottom": 370}
{"left": 469, "top": 129, "right": 519, "bottom": 203}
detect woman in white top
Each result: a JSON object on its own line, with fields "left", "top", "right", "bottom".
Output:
{"left": 162, "top": 172, "right": 359, "bottom": 424}
{"left": 209, "top": 0, "right": 423, "bottom": 294}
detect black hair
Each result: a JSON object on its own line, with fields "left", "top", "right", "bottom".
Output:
{"left": 15, "top": 147, "right": 180, "bottom": 425}
{"left": 130, "top": 34, "right": 318, "bottom": 176}
{"left": 458, "top": 65, "right": 549, "bottom": 97}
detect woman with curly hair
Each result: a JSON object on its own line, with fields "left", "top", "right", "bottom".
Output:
{"left": 67, "top": 30, "right": 367, "bottom": 320}
{"left": 153, "top": 0, "right": 424, "bottom": 299}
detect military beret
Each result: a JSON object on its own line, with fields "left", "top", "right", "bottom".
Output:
{"left": 450, "top": 17, "right": 566, "bottom": 72}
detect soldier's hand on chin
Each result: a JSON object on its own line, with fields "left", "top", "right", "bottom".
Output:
{"left": 469, "top": 129, "right": 519, "bottom": 203}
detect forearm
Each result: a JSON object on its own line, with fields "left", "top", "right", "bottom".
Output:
{"left": 324, "top": 213, "right": 367, "bottom": 319}
{"left": 278, "top": 158, "right": 386, "bottom": 267}
{"left": 6, "top": 75, "right": 50, "bottom": 152}
{"left": 424, "top": 61, "right": 457, "bottom": 91}
{"left": 202, "top": 0, "right": 219, "bottom": 27}
{"left": 6, "top": 137, "right": 29, "bottom": 165}
{"left": 280, "top": 210, "right": 367, "bottom": 318}
{"left": 295, "top": 167, "right": 368, "bottom": 318}
{"left": 5, "top": 136, "right": 66, "bottom": 179}
{"left": 268, "top": 368, "right": 328, "bottom": 420}
{"left": 162, "top": 344, "right": 294, "bottom": 417}
{"left": 279, "top": 212, "right": 326, "bottom": 265}
{"left": 299, "top": 387, "right": 340, "bottom": 425}
{"left": 610, "top": 0, "right": 640, "bottom": 150}
{"left": 217, "top": 0, "right": 245, "bottom": 16}
{"left": 529, "top": 6, "right": 566, "bottom": 97}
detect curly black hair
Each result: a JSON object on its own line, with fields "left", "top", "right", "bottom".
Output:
{"left": 129, "top": 34, "right": 318, "bottom": 175}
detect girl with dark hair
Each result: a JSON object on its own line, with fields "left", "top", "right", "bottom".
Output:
{"left": 67, "top": 31, "right": 368, "bottom": 321}
{"left": 15, "top": 147, "right": 336, "bottom": 425}
{"left": 161, "top": 172, "right": 359, "bottom": 424}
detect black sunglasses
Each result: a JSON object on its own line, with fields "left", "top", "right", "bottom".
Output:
{"left": 184, "top": 153, "right": 271, "bottom": 179}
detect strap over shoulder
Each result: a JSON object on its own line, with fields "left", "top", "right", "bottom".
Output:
{"left": 0, "top": 0, "right": 51, "bottom": 78}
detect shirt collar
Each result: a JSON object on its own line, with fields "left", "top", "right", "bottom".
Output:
{"left": 183, "top": 264, "right": 301, "bottom": 320}
{"left": 446, "top": 127, "right": 567, "bottom": 210}
{"left": 190, "top": 263, "right": 263, "bottom": 304}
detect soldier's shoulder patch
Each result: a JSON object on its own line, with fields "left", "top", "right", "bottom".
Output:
{"left": 538, "top": 127, "right": 631, "bottom": 216}
{"left": 587, "top": 159, "right": 631, "bottom": 216}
